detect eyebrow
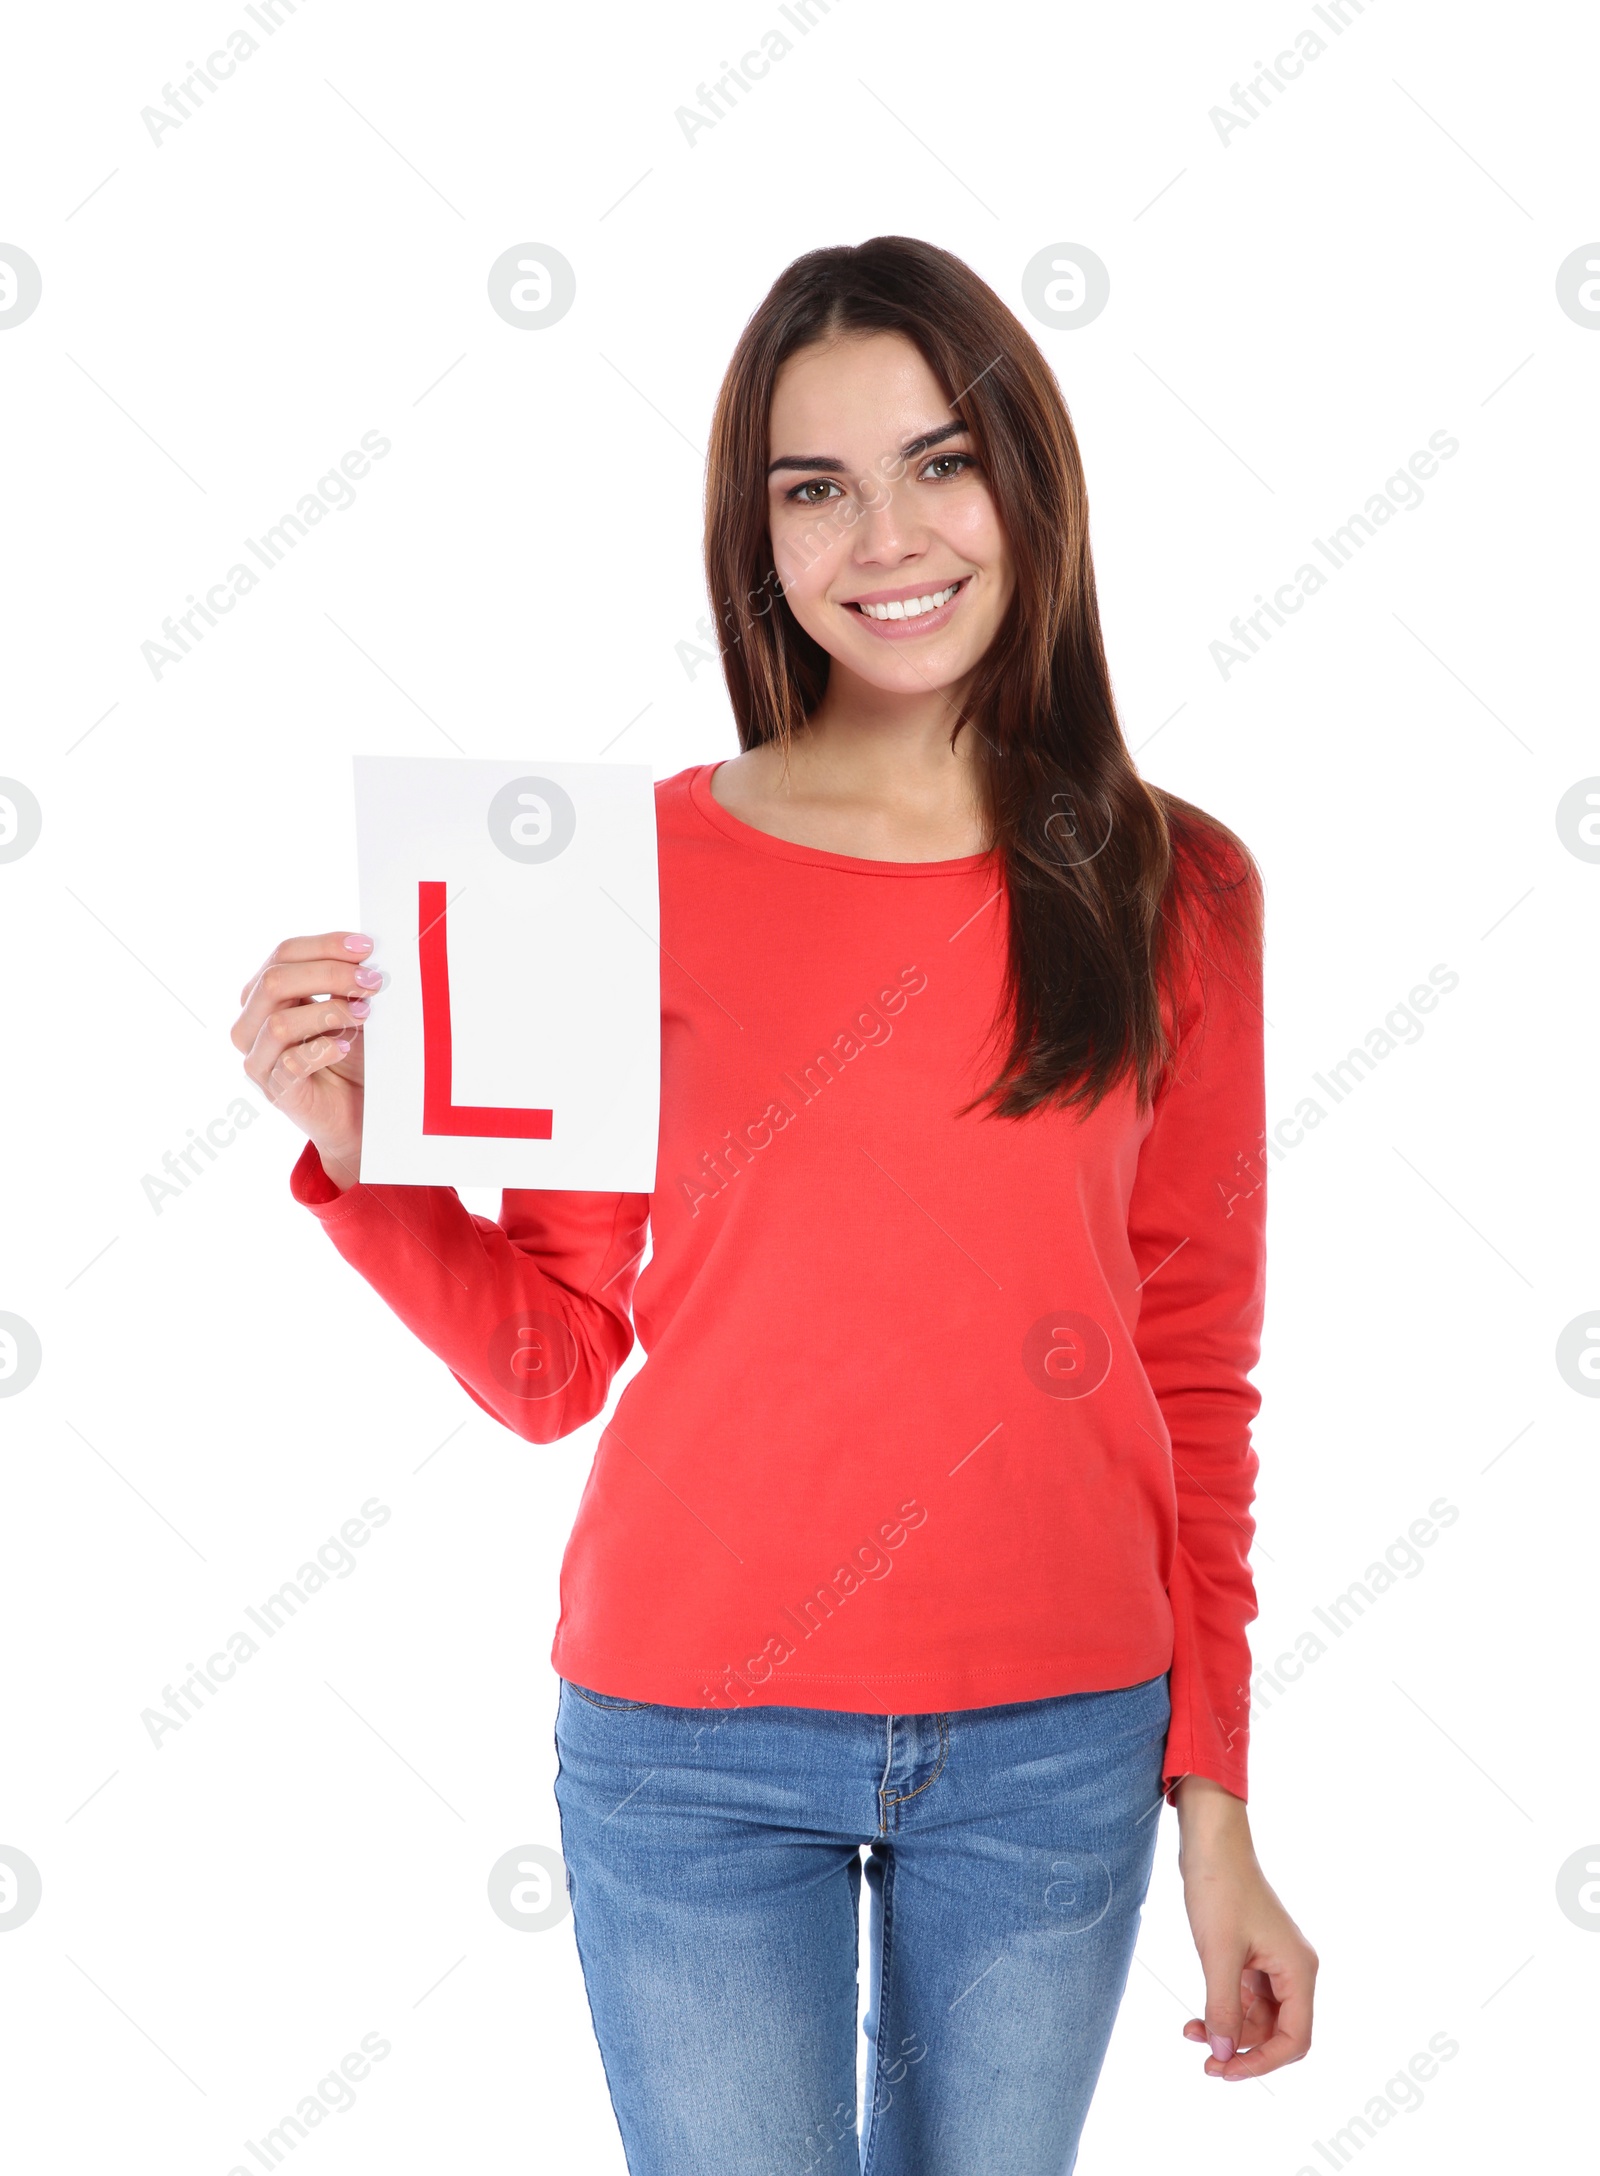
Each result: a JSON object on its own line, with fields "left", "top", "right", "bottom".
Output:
{"left": 766, "top": 417, "right": 970, "bottom": 478}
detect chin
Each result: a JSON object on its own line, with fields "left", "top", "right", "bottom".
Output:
{"left": 854, "top": 651, "right": 974, "bottom": 697}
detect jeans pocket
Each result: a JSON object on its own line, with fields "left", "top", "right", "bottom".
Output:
{"left": 563, "top": 1678, "right": 651, "bottom": 1712}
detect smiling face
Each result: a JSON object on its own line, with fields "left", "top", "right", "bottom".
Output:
{"left": 765, "top": 330, "right": 1015, "bottom": 705}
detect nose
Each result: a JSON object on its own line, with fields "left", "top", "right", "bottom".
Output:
{"left": 849, "top": 473, "right": 925, "bottom": 566}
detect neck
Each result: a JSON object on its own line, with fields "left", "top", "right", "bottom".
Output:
{"left": 786, "top": 666, "right": 988, "bottom": 815}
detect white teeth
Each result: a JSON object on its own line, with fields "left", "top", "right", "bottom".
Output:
{"left": 858, "top": 582, "right": 959, "bottom": 622}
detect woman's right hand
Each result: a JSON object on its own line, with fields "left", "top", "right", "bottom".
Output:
{"left": 232, "top": 931, "right": 381, "bottom": 1192}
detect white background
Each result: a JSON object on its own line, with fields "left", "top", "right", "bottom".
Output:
{"left": 1, "top": 1, "right": 1595, "bottom": 2170}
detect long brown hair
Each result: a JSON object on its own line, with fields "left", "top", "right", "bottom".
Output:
{"left": 703, "top": 235, "right": 1261, "bottom": 1119}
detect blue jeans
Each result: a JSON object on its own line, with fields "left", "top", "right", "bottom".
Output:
{"left": 552, "top": 1673, "right": 1170, "bottom": 2176}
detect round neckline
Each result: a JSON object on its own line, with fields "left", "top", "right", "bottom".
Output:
{"left": 687, "top": 761, "right": 997, "bottom": 877}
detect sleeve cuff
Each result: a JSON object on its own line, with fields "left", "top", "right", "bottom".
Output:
{"left": 289, "top": 1136, "right": 368, "bottom": 1218}
{"left": 1162, "top": 1729, "right": 1249, "bottom": 1804}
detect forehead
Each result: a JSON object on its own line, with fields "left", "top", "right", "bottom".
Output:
{"left": 768, "top": 331, "right": 953, "bottom": 449}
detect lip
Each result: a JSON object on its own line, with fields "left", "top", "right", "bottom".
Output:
{"left": 842, "top": 575, "right": 969, "bottom": 642}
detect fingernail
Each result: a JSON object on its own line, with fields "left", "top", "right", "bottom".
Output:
{"left": 354, "top": 967, "right": 382, "bottom": 988}
{"left": 334, "top": 1039, "right": 351, "bottom": 1055}
{"left": 1209, "top": 2035, "right": 1235, "bottom": 2063}
{"left": 344, "top": 934, "right": 373, "bottom": 952}
{"left": 348, "top": 998, "right": 371, "bottom": 1018}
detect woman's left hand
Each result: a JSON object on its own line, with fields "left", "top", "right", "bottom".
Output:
{"left": 1173, "top": 1774, "right": 1318, "bottom": 2081}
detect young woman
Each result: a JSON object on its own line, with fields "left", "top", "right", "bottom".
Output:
{"left": 234, "top": 236, "right": 1316, "bottom": 2174}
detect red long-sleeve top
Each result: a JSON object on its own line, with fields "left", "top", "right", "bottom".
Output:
{"left": 292, "top": 761, "right": 1266, "bottom": 1796}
